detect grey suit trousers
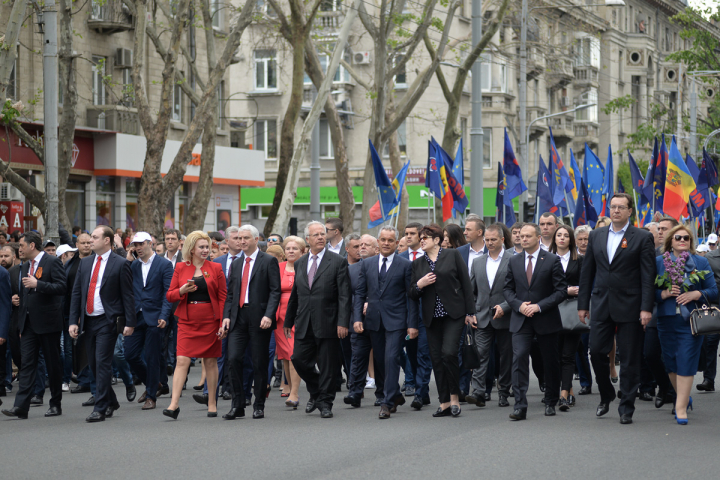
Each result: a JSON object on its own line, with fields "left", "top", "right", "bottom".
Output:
{"left": 471, "top": 325, "right": 513, "bottom": 397}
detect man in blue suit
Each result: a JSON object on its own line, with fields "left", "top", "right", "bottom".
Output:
{"left": 125, "top": 232, "right": 173, "bottom": 410}
{"left": 353, "top": 226, "right": 418, "bottom": 419}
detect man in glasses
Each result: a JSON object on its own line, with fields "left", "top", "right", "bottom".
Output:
{"left": 267, "top": 234, "right": 283, "bottom": 247}
{"left": 325, "top": 218, "right": 347, "bottom": 258}
{"left": 578, "top": 193, "right": 656, "bottom": 425}
{"left": 707, "top": 233, "right": 718, "bottom": 251}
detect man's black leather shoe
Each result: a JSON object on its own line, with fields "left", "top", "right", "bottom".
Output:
{"left": 82, "top": 395, "right": 95, "bottom": 407}
{"left": 373, "top": 398, "right": 382, "bottom": 407}
{"left": 465, "top": 392, "right": 480, "bottom": 404}
{"left": 252, "top": 409, "right": 264, "bottom": 419}
{"left": 105, "top": 402, "right": 120, "bottom": 417}
{"left": 411, "top": 397, "right": 423, "bottom": 410}
{"left": 222, "top": 408, "right": 244, "bottom": 420}
{"left": 423, "top": 396, "right": 431, "bottom": 405}
{"left": 30, "top": 395, "right": 43, "bottom": 405}
{"left": 475, "top": 397, "right": 486, "bottom": 407}
{"left": 343, "top": 395, "right": 361, "bottom": 408}
{"left": 222, "top": 391, "right": 232, "bottom": 401}
{"left": 578, "top": 386, "right": 592, "bottom": 395}
{"left": 545, "top": 405, "right": 556, "bottom": 416}
{"left": 498, "top": 396, "right": 510, "bottom": 407}
{"left": 71, "top": 385, "right": 90, "bottom": 394}
{"left": 320, "top": 407, "right": 333, "bottom": 418}
{"left": 596, "top": 403, "right": 610, "bottom": 417}
{"left": 620, "top": 414, "right": 633, "bottom": 425}
{"left": 305, "top": 399, "right": 318, "bottom": 413}
{"left": 697, "top": 379, "right": 715, "bottom": 392}
{"left": 45, "top": 406, "right": 62, "bottom": 417}
{"left": 639, "top": 392, "right": 654, "bottom": 401}
{"left": 126, "top": 385, "right": 136, "bottom": 402}
{"left": 156, "top": 384, "right": 170, "bottom": 397}
{"left": 484, "top": 392, "right": 491, "bottom": 401}
{"left": 86, "top": 411, "right": 105, "bottom": 422}
{"left": 2, "top": 407, "right": 28, "bottom": 419}
{"left": 539, "top": 383, "right": 546, "bottom": 393}
{"left": 193, "top": 393, "right": 209, "bottom": 405}
{"left": 509, "top": 409, "right": 526, "bottom": 420}
{"left": 245, "top": 398, "right": 252, "bottom": 407}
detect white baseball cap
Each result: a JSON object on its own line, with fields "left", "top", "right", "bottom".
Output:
{"left": 56, "top": 244, "right": 78, "bottom": 257}
{"left": 698, "top": 244, "right": 710, "bottom": 253}
{"left": 131, "top": 232, "right": 153, "bottom": 244}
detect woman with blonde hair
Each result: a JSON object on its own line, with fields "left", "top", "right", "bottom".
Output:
{"left": 274, "top": 235, "right": 306, "bottom": 408}
{"left": 164, "top": 231, "right": 227, "bottom": 419}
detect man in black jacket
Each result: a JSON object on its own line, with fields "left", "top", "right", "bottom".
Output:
{"left": 284, "top": 221, "right": 352, "bottom": 418}
{"left": 2, "top": 232, "right": 67, "bottom": 419}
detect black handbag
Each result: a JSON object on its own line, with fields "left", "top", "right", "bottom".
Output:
{"left": 462, "top": 331, "right": 481, "bottom": 370}
{"left": 559, "top": 298, "right": 590, "bottom": 332}
{"left": 689, "top": 294, "right": 720, "bottom": 336}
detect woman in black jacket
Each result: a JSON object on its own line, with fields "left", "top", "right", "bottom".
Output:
{"left": 409, "top": 224, "right": 475, "bottom": 418}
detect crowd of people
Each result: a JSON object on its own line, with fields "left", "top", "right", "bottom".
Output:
{"left": 0, "top": 192, "right": 719, "bottom": 425}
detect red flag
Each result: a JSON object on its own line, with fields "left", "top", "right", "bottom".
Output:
{"left": 442, "top": 191, "right": 453, "bottom": 222}
{"left": 369, "top": 201, "right": 382, "bottom": 223}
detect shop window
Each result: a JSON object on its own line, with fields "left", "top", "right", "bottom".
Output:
{"left": 96, "top": 177, "right": 116, "bottom": 227}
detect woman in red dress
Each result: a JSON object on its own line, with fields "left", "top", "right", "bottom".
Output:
{"left": 163, "top": 231, "right": 227, "bottom": 419}
{"left": 275, "top": 235, "right": 306, "bottom": 408}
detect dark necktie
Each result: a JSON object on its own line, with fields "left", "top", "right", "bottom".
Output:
{"left": 526, "top": 255, "right": 533, "bottom": 286}
{"left": 379, "top": 257, "right": 388, "bottom": 288}
{"left": 228, "top": 255, "right": 237, "bottom": 277}
{"left": 308, "top": 255, "right": 318, "bottom": 289}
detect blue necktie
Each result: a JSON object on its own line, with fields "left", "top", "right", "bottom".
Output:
{"left": 379, "top": 257, "right": 387, "bottom": 288}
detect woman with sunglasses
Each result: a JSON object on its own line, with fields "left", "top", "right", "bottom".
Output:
{"left": 655, "top": 225, "right": 717, "bottom": 425}
{"left": 409, "top": 224, "right": 475, "bottom": 417}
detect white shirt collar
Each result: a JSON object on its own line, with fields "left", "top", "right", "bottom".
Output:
{"left": 31, "top": 251, "right": 45, "bottom": 265}
{"left": 380, "top": 252, "right": 395, "bottom": 264}
{"left": 165, "top": 250, "right": 178, "bottom": 260}
{"left": 141, "top": 253, "right": 156, "bottom": 267}
{"left": 559, "top": 250, "right": 571, "bottom": 262}
{"left": 488, "top": 248, "right": 504, "bottom": 262}
{"left": 525, "top": 246, "right": 541, "bottom": 260}
{"left": 97, "top": 249, "right": 111, "bottom": 261}
{"left": 244, "top": 248, "right": 259, "bottom": 262}
{"left": 610, "top": 221, "right": 630, "bottom": 234}
{"left": 310, "top": 249, "right": 325, "bottom": 261}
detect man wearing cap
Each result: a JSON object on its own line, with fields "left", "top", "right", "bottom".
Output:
{"left": 125, "top": 232, "right": 173, "bottom": 410}
{"left": 707, "top": 233, "right": 718, "bottom": 251}
{"left": 43, "top": 240, "right": 57, "bottom": 256}
{"left": 57, "top": 244, "right": 79, "bottom": 392}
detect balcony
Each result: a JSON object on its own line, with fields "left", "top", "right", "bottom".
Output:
{"left": 86, "top": 105, "right": 140, "bottom": 135}
{"left": 313, "top": 11, "right": 344, "bottom": 31}
{"left": 574, "top": 122, "right": 599, "bottom": 149}
{"left": 574, "top": 65, "right": 599, "bottom": 89}
{"left": 88, "top": 0, "right": 134, "bottom": 34}
{"left": 526, "top": 48, "right": 544, "bottom": 81}
{"left": 549, "top": 115, "right": 574, "bottom": 144}
{"left": 546, "top": 58, "right": 574, "bottom": 90}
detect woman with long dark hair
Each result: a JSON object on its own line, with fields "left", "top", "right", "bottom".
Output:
{"left": 443, "top": 224, "right": 467, "bottom": 249}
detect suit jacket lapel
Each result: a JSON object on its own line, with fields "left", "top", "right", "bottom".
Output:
{"left": 248, "top": 251, "right": 262, "bottom": 286}
{"left": 611, "top": 228, "right": 633, "bottom": 263}
{"left": 529, "top": 250, "right": 545, "bottom": 285}
{"left": 144, "top": 256, "right": 160, "bottom": 287}
{"left": 311, "top": 254, "right": 331, "bottom": 289}
{"left": 493, "top": 254, "right": 511, "bottom": 294}
{"left": 99, "top": 253, "right": 114, "bottom": 292}
{"left": 476, "top": 255, "right": 489, "bottom": 290}
{"left": 598, "top": 227, "right": 610, "bottom": 264}
{"left": 379, "top": 256, "right": 398, "bottom": 295}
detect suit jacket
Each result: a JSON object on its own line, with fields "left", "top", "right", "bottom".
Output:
{"left": 130, "top": 255, "right": 173, "bottom": 326}
{"left": 19, "top": 253, "right": 67, "bottom": 334}
{"left": 0, "top": 267, "right": 11, "bottom": 340}
{"left": 655, "top": 254, "right": 718, "bottom": 317}
{"left": 8, "top": 264, "right": 21, "bottom": 336}
{"left": 223, "top": 250, "right": 281, "bottom": 329}
{"left": 578, "top": 225, "right": 656, "bottom": 323}
{"left": 214, "top": 253, "right": 241, "bottom": 285}
{"left": 469, "top": 250, "right": 512, "bottom": 329}
{"left": 457, "top": 243, "right": 487, "bottom": 270}
{"left": 326, "top": 241, "right": 348, "bottom": 258}
{"left": 284, "top": 251, "right": 352, "bottom": 339}
{"left": 348, "top": 261, "right": 363, "bottom": 314}
{"left": 408, "top": 248, "right": 474, "bottom": 326}
{"left": 70, "top": 252, "right": 136, "bottom": 332}
{"left": 503, "top": 248, "right": 567, "bottom": 335}
{"left": 63, "top": 254, "right": 82, "bottom": 318}
{"left": 354, "top": 254, "right": 418, "bottom": 332}
{"left": 704, "top": 249, "right": 720, "bottom": 306}
{"left": 564, "top": 255, "right": 583, "bottom": 287}
{"left": 167, "top": 260, "right": 227, "bottom": 322}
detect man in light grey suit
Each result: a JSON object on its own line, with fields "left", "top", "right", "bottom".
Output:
{"left": 466, "top": 224, "right": 513, "bottom": 408}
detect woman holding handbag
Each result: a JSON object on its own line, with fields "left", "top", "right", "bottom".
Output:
{"left": 655, "top": 225, "right": 717, "bottom": 425}
{"left": 551, "top": 225, "right": 585, "bottom": 412}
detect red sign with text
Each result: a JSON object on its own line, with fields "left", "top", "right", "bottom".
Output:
{"left": 0, "top": 123, "right": 94, "bottom": 171}
{"left": 0, "top": 201, "right": 24, "bottom": 233}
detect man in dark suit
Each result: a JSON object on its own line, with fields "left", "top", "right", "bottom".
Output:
{"left": 325, "top": 217, "right": 348, "bottom": 258}
{"left": 2, "top": 248, "right": 23, "bottom": 385}
{"left": 0, "top": 249, "right": 12, "bottom": 407}
{"left": 2, "top": 232, "right": 67, "bottom": 419}
{"left": 284, "top": 221, "right": 352, "bottom": 418}
{"left": 126, "top": 232, "right": 173, "bottom": 410}
{"left": 503, "top": 223, "right": 567, "bottom": 420}
{"left": 163, "top": 229, "right": 182, "bottom": 376}
{"left": 467, "top": 224, "right": 513, "bottom": 407}
{"left": 699, "top": 244, "right": 720, "bottom": 392}
{"left": 578, "top": 193, "right": 656, "bottom": 425}
{"left": 353, "top": 226, "right": 418, "bottom": 419}
{"left": 69, "top": 226, "right": 136, "bottom": 423}
{"left": 221, "top": 225, "right": 281, "bottom": 420}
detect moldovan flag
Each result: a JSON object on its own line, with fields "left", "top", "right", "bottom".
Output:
{"left": 663, "top": 136, "right": 696, "bottom": 221}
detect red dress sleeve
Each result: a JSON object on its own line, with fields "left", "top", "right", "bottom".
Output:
{"left": 167, "top": 263, "right": 185, "bottom": 303}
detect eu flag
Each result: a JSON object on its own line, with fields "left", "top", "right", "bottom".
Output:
{"left": 582, "top": 143, "right": 604, "bottom": 213}
{"left": 600, "top": 145, "right": 614, "bottom": 216}
{"left": 369, "top": 139, "right": 397, "bottom": 218}
{"left": 628, "top": 150, "right": 646, "bottom": 201}
{"left": 495, "top": 162, "right": 516, "bottom": 227}
{"left": 503, "top": 129, "right": 527, "bottom": 199}
{"left": 573, "top": 178, "right": 598, "bottom": 228}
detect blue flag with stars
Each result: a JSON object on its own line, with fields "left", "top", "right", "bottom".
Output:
{"left": 582, "top": 143, "right": 604, "bottom": 215}
{"left": 495, "top": 162, "right": 516, "bottom": 227}
{"left": 369, "top": 139, "right": 397, "bottom": 219}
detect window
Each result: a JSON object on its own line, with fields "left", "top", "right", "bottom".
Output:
{"left": 574, "top": 36, "right": 600, "bottom": 68}
{"left": 172, "top": 80, "right": 183, "bottom": 122}
{"left": 126, "top": 178, "right": 140, "bottom": 231}
{"left": 394, "top": 55, "right": 407, "bottom": 87}
{"left": 66, "top": 180, "right": 86, "bottom": 229}
{"left": 483, "top": 128, "right": 492, "bottom": 169}
{"left": 257, "top": 0, "right": 278, "bottom": 16}
{"left": 320, "top": 0, "right": 342, "bottom": 11}
{"left": 304, "top": 47, "right": 350, "bottom": 84}
{"left": 121, "top": 69, "right": 133, "bottom": 106}
{"left": 256, "top": 119, "right": 277, "bottom": 159}
{"left": 92, "top": 55, "right": 106, "bottom": 105}
{"left": 96, "top": 177, "right": 115, "bottom": 227}
{"left": 319, "top": 119, "right": 334, "bottom": 158}
{"left": 211, "top": 0, "right": 221, "bottom": 29}
{"left": 576, "top": 88, "right": 598, "bottom": 122}
{"left": 480, "top": 55, "right": 507, "bottom": 92}
{"left": 254, "top": 50, "right": 277, "bottom": 90}
{"left": 217, "top": 80, "right": 224, "bottom": 128}
{"left": 383, "top": 121, "right": 407, "bottom": 157}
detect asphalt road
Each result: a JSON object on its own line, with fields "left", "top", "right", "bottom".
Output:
{"left": 2, "top": 367, "right": 720, "bottom": 480}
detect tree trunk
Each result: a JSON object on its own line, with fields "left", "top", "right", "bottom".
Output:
{"left": 0, "top": 0, "right": 27, "bottom": 99}
{"left": 185, "top": 102, "right": 217, "bottom": 232}
{"left": 384, "top": 97, "right": 408, "bottom": 232}
{"left": 57, "top": 0, "right": 77, "bottom": 230}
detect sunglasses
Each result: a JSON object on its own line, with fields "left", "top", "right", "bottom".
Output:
{"left": 709, "top": 242, "right": 717, "bottom": 246}
{"left": 674, "top": 235, "right": 691, "bottom": 242}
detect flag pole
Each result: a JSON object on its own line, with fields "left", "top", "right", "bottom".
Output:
{"left": 632, "top": 189, "right": 639, "bottom": 227}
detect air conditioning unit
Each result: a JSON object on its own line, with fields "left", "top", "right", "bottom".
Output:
{"left": 0, "top": 183, "right": 22, "bottom": 201}
{"left": 353, "top": 51, "right": 371, "bottom": 65}
{"left": 561, "top": 96, "right": 571, "bottom": 107}
{"left": 115, "top": 48, "right": 133, "bottom": 68}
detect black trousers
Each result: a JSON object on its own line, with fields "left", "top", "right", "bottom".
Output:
{"left": 85, "top": 315, "right": 119, "bottom": 413}
{"left": 348, "top": 329, "right": 385, "bottom": 401}
{"left": 227, "top": 308, "right": 273, "bottom": 410}
{"left": 292, "top": 323, "right": 339, "bottom": 408}
{"left": 8, "top": 317, "right": 21, "bottom": 372}
{"left": 644, "top": 326, "right": 675, "bottom": 398}
{"left": 14, "top": 321, "right": 62, "bottom": 413}
{"left": 590, "top": 319, "right": 644, "bottom": 417}
{"left": 559, "top": 332, "right": 581, "bottom": 392}
{"left": 426, "top": 316, "right": 464, "bottom": 404}
{"left": 512, "top": 322, "right": 560, "bottom": 409}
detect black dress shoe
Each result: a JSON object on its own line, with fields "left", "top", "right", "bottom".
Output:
{"left": 305, "top": 399, "right": 318, "bottom": 414}
{"left": 126, "top": 385, "right": 136, "bottom": 402}
{"left": 432, "top": 407, "right": 451, "bottom": 417}
{"left": 111, "top": 377, "right": 118, "bottom": 385}
{"left": 379, "top": 405, "right": 391, "bottom": 419}
{"left": 343, "top": 395, "right": 361, "bottom": 408}
{"left": 545, "top": 405, "right": 556, "bottom": 416}
{"left": 423, "top": 396, "right": 431, "bottom": 405}
{"left": 475, "top": 397, "right": 486, "bottom": 407}
{"left": 578, "top": 386, "right": 592, "bottom": 395}
{"left": 193, "top": 385, "right": 204, "bottom": 391}
{"left": 86, "top": 411, "right": 105, "bottom": 422}
{"left": 156, "top": 384, "right": 170, "bottom": 397}
{"left": 245, "top": 398, "right": 252, "bottom": 407}
{"left": 105, "top": 402, "right": 120, "bottom": 417}
{"left": 697, "top": 379, "right": 715, "bottom": 392}
{"left": 373, "top": 398, "right": 382, "bottom": 407}
{"left": 71, "top": 385, "right": 90, "bottom": 394}
{"left": 655, "top": 393, "right": 666, "bottom": 409}
{"left": 568, "top": 395, "right": 576, "bottom": 406}
{"left": 82, "top": 395, "right": 96, "bottom": 407}
{"left": 596, "top": 403, "right": 610, "bottom": 417}
{"left": 509, "top": 409, "right": 527, "bottom": 420}
{"left": 193, "top": 393, "right": 209, "bottom": 405}
{"left": 2, "top": 407, "right": 28, "bottom": 419}
{"left": 45, "top": 406, "right": 62, "bottom": 417}
{"left": 498, "top": 396, "right": 510, "bottom": 407}
{"left": 484, "top": 392, "right": 491, "bottom": 401}
{"left": 30, "top": 395, "right": 43, "bottom": 405}
{"left": 162, "top": 408, "right": 180, "bottom": 420}
{"left": 465, "top": 392, "right": 480, "bottom": 404}
{"left": 252, "top": 409, "right": 264, "bottom": 419}
{"left": 222, "top": 407, "right": 244, "bottom": 420}
{"left": 166, "top": 365, "right": 174, "bottom": 376}
{"left": 320, "top": 407, "right": 333, "bottom": 418}
{"left": 71, "top": 374, "right": 79, "bottom": 384}
{"left": 559, "top": 397, "right": 570, "bottom": 412}
{"left": 222, "top": 391, "right": 232, "bottom": 401}
{"left": 411, "top": 397, "right": 423, "bottom": 410}
{"left": 639, "top": 392, "right": 654, "bottom": 402}
{"left": 451, "top": 405, "right": 461, "bottom": 417}
{"left": 619, "top": 414, "right": 633, "bottom": 425}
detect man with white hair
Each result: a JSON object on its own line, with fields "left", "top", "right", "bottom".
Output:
{"left": 284, "top": 221, "right": 352, "bottom": 418}
{"left": 359, "top": 234, "right": 378, "bottom": 259}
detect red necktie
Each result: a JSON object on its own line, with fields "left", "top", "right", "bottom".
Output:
{"left": 412, "top": 251, "right": 418, "bottom": 261}
{"left": 238, "top": 257, "right": 251, "bottom": 306}
{"left": 86, "top": 257, "right": 103, "bottom": 315}
{"left": 29, "top": 259, "right": 36, "bottom": 277}
{"left": 526, "top": 255, "right": 533, "bottom": 286}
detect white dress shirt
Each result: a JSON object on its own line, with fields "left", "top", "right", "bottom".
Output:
{"left": 467, "top": 243, "right": 487, "bottom": 275}
{"left": 539, "top": 240, "right": 551, "bottom": 251}
{"left": 88, "top": 249, "right": 111, "bottom": 316}
{"left": 559, "top": 250, "right": 571, "bottom": 272}
{"left": 327, "top": 239, "right": 344, "bottom": 255}
{"left": 525, "top": 247, "right": 540, "bottom": 272}
{"left": 607, "top": 221, "right": 630, "bottom": 264}
{"left": 486, "top": 248, "right": 505, "bottom": 289}
{"left": 28, "top": 251, "right": 44, "bottom": 276}
{"left": 241, "top": 248, "right": 259, "bottom": 304}
{"left": 165, "top": 249, "right": 179, "bottom": 268}
{"left": 226, "top": 251, "right": 241, "bottom": 277}
{"left": 140, "top": 253, "right": 156, "bottom": 287}
{"left": 379, "top": 253, "right": 395, "bottom": 272}
{"left": 307, "top": 248, "right": 326, "bottom": 275}
{"left": 407, "top": 248, "right": 424, "bottom": 261}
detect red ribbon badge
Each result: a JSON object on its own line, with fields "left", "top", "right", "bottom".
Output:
{"left": 621, "top": 238, "right": 628, "bottom": 249}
